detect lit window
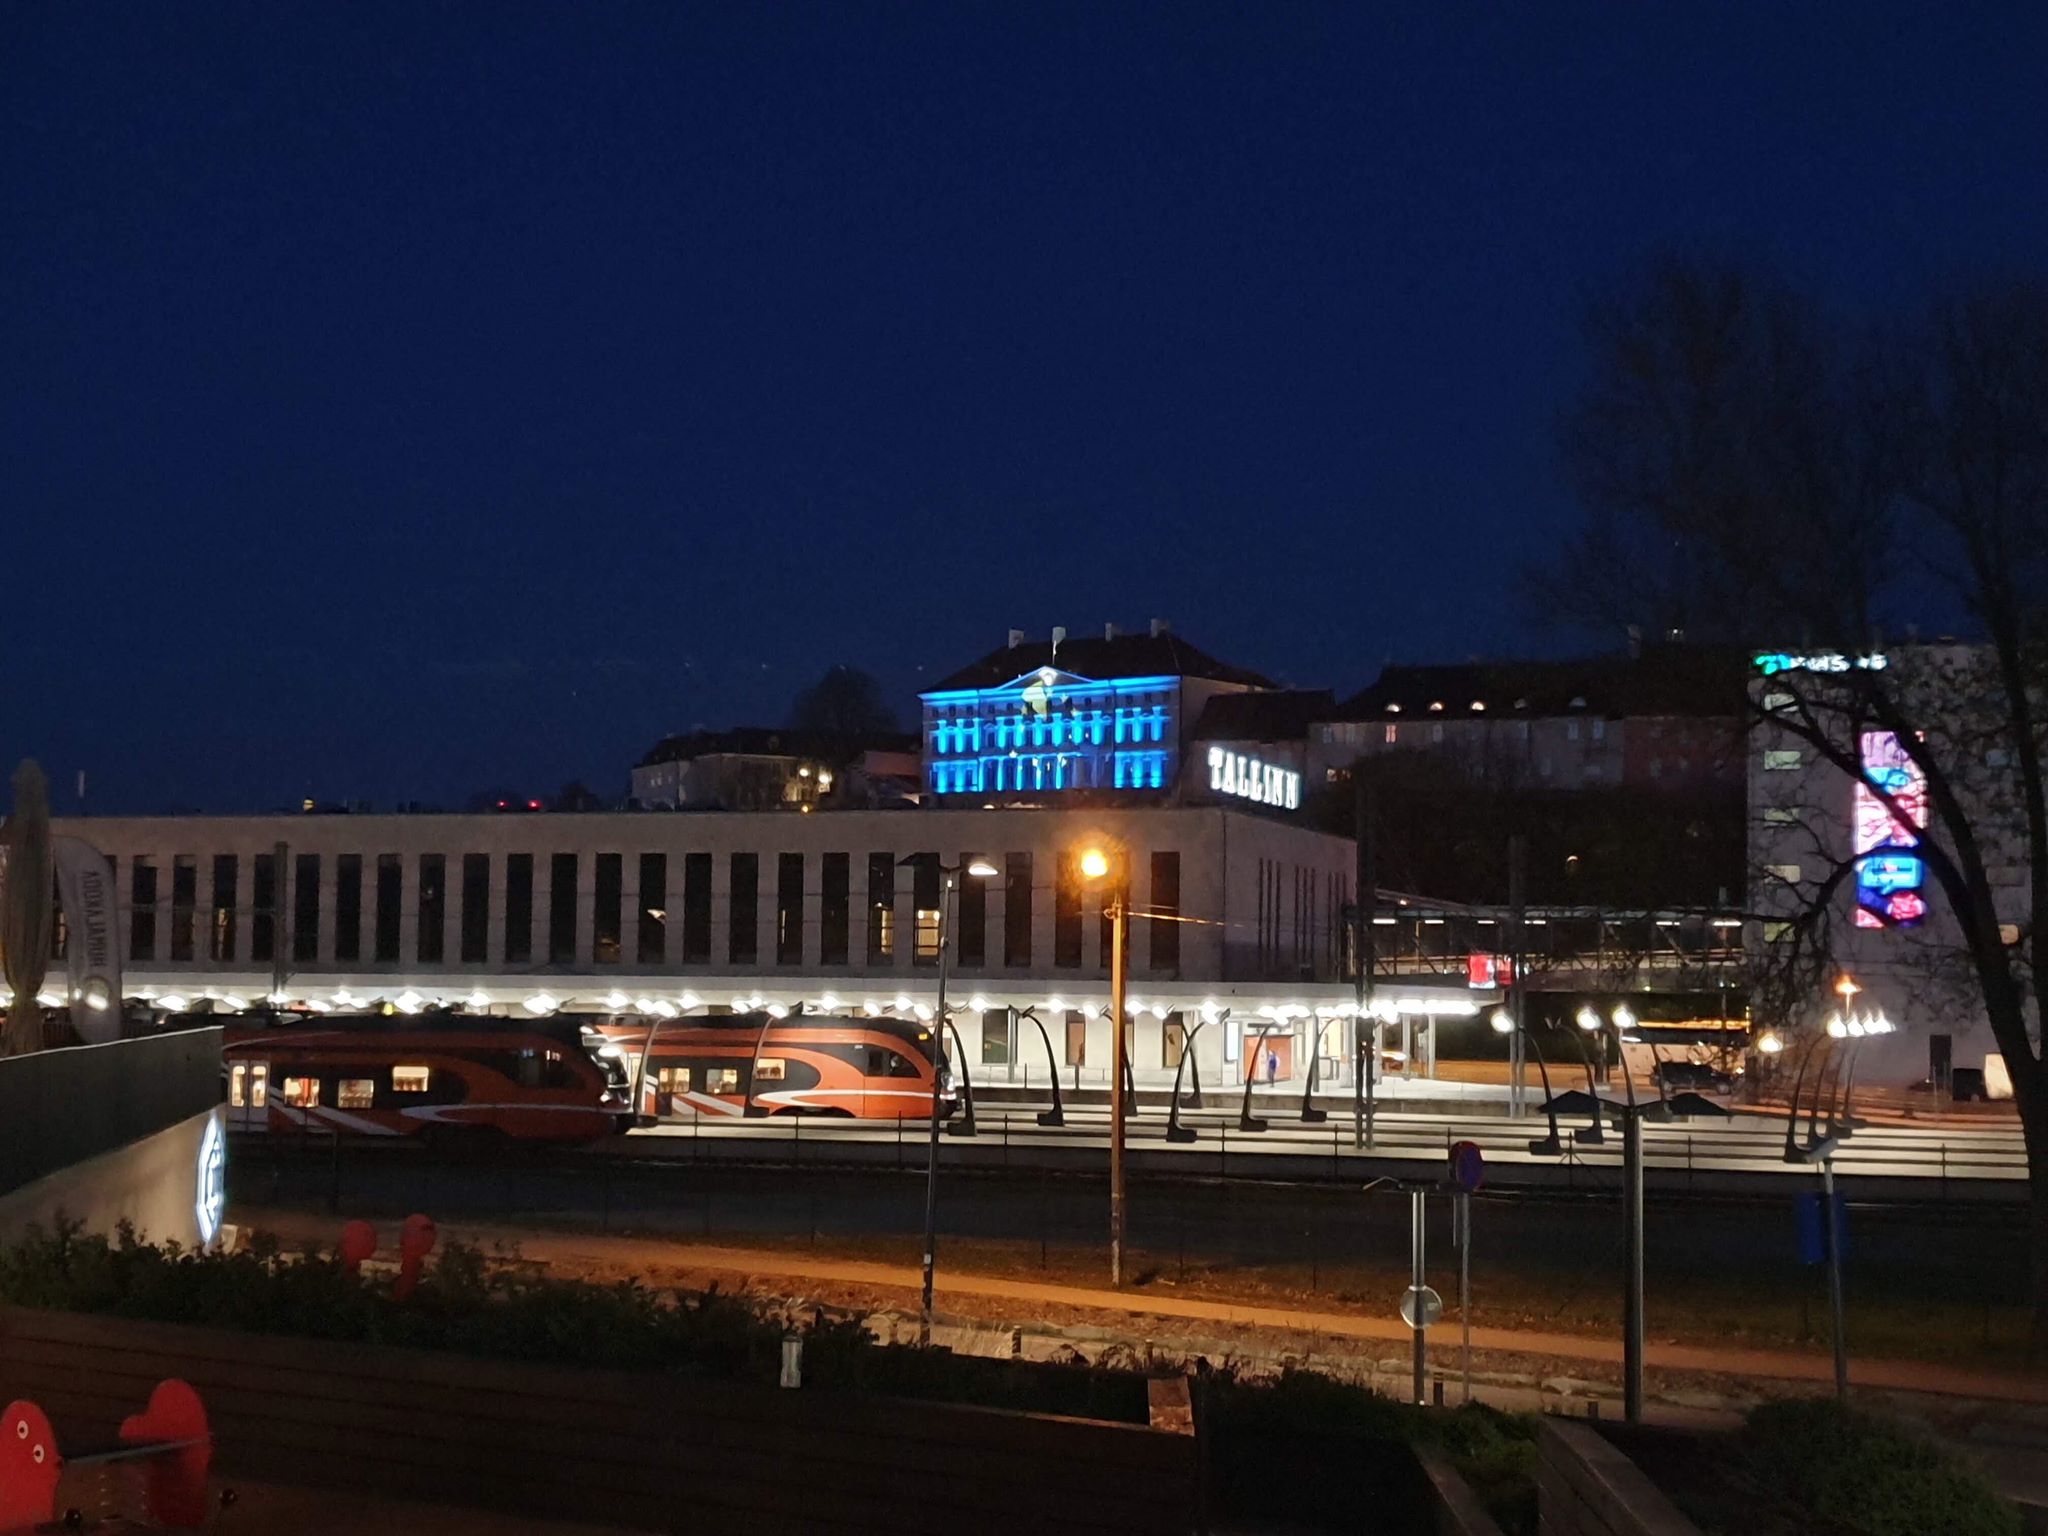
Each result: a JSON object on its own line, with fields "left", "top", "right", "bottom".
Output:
{"left": 391, "top": 1065, "right": 430, "bottom": 1093}
{"left": 1763, "top": 692, "right": 1793, "bottom": 711}
{"left": 283, "top": 1077, "right": 321, "bottom": 1108}
{"left": 229, "top": 1064, "right": 247, "bottom": 1107}
{"left": 1764, "top": 808, "right": 1798, "bottom": 824}
{"left": 249, "top": 1064, "right": 268, "bottom": 1108}
{"left": 1763, "top": 921, "right": 1791, "bottom": 943}
{"left": 1764, "top": 750, "right": 1802, "bottom": 771}
{"left": 756, "top": 1058, "right": 786, "bottom": 1082}
{"left": 338, "top": 1079, "right": 375, "bottom": 1110}
{"left": 704, "top": 1067, "right": 741, "bottom": 1094}
{"left": 1384, "top": 723, "right": 1398, "bottom": 745}
{"left": 2002, "top": 923, "right": 2021, "bottom": 946}
{"left": 1768, "top": 863, "right": 1802, "bottom": 884}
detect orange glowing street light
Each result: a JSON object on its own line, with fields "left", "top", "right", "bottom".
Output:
{"left": 1075, "top": 841, "right": 1128, "bottom": 1288}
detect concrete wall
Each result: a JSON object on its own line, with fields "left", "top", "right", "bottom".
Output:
{"left": 0, "top": 1107, "right": 221, "bottom": 1252}
{"left": 1537, "top": 1420, "right": 1701, "bottom": 1536}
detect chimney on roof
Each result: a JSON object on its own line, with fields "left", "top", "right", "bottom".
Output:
{"left": 1051, "top": 625, "right": 1066, "bottom": 662}
{"left": 1104, "top": 622, "right": 1119, "bottom": 641}
{"left": 1007, "top": 628, "right": 1025, "bottom": 649}
{"left": 1150, "top": 617, "right": 1170, "bottom": 638}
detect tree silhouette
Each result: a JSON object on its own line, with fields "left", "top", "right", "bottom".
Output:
{"left": 789, "top": 666, "right": 899, "bottom": 736}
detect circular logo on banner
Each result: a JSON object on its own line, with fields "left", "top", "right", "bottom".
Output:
{"left": 194, "top": 1113, "right": 226, "bottom": 1248}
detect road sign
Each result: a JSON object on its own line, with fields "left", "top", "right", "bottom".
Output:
{"left": 1795, "top": 1192, "right": 1849, "bottom": 1265}
{"left": 1399, "top": 1284, "right": 1443, "bottom": 1330}
{"left": 1448, "top": 1139, "right": 1486, "bottom": 1192}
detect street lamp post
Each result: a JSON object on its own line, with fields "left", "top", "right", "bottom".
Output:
{"left": 909, "top": 855, "right": 998, "bottom": 1345}
{"left": 1077, "top": 843, "right": 1130, "bottom": 1288}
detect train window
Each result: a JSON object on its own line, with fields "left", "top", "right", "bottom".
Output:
{"left": 542, "top": 1048, "right": 573, "bottom": 1088}
{"left": 867, "top": 1045, "right": 921, "bottom": 1079}
{"left": 337, "top": 1079, "right": 376, "bottom": 1110}
{"left": 229, "top": 1064, "right": 246, "bottom": 1107}
{"left": 656, "top": 1066, "right": 688, "bottom": 1095}
{"left": 249, "top": 1065, "right": 268, "bottom": 1108}
{"left": 391, "top": 1065, "right": 431, "bottom": 1093}
{"left": 755, "top": 1058, "right": 786, "bottom": 1082}
{"left": 513, "top": 1050, "right": 544, "bottom": 1088}
{"left": 703, "top": 1067, "right": 741, "bottom": 1094}
{"left": 282, "top": 1077, "right": 321, "bottom": 1108}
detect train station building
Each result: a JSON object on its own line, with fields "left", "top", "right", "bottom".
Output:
{"left": 57, "top": 801, "right": 1488, "bottom": 1098}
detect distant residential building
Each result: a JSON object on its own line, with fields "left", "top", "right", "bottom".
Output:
{"left": 1308, "top": 646, "right": 1745, "bottom": 794}
{"left": 631, "top": 729, "right": 918, "bottom": 812}
{"left": 920, "top": 621, "right": 1277, "bottom": 804}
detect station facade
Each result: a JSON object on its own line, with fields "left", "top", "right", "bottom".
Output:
{"left": 60, "top": 805, "right": 1488, "bottom": 1092}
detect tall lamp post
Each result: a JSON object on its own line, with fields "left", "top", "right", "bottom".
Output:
{"left": 1076, "top": 842, "right": 1129, "bottom": 1288}
{"left": 907, "top": 854, "right": 998, "bottom": 1344}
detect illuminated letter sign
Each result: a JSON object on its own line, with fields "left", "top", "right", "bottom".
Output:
{"left": 1753, "top": 651, "right": 1889, "bottom": 676}
{"left": 1854, "top": 731, "right": 1927, "bottom": 929}
{"left": 1207, "top": 747, "right": 1301, "bottom": 811}
{"left": 194, "top": 1111, "right": 226, "bottom": 1248}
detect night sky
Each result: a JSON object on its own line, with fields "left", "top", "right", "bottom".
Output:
{"left": 7, "top": 4, "right": 2046, "bottom": 813}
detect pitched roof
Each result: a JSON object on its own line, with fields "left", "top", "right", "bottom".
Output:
{"left": 1187, "top": 689, "right": 1335, "bottom": 743}
{"left": 929, "top": 630, "right": 1276, "bottom": 692}
{"left": 1335, "top": 646, "right": 1746, "bottom": 721}
{"left": 636, "top": 728, "right": 916, "bottom": 769}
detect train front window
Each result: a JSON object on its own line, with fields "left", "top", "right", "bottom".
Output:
{"left": 338, "top": 1079, "right": 375, "bottom": 1110}
{"left": 755, "top": 1058, "right": 786, "bottom": 1082}
{"left": 867, "top": 1045, "right": 922, "bottom": 1078}
{"left": 249, "top": 1065, "right": 268, "bottom": 1108}
{"left": 392, "top": 1065, "right": 430, "bottom": 1093}
{"left": 229, "top": 1064, "right": 246, "bottom": 1107}
{"left": 283, "top": 1076, "right": 321, "bottom": 1108}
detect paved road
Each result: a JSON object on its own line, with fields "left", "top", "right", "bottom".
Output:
{"left": 231, "top": 1142, "right": 2034, "bottom": 1310}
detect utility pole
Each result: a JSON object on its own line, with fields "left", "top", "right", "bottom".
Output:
{"left": 918, "top": 866, "right": 956, "bottom": 1345}
{"left": 1354, "top": 772, "right": 1377, "bottom": 1149}
{"left": 1410, "top": 1187, "right": 1428, "bottom": 1403}
{"left": 1108, "top": 865, "right": 1129, "bottom": 1288}
{"left": 1623, "top": 1108, "right": 1645, "bottom": 1422}
{"left": 1507, "top": 835, "right": 1527, "bottom": 1118}
{"left": 1821, "top": 1157, "right": 1848, "bottom": 1401}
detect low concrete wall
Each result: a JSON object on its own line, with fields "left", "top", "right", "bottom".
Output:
{"left": 0, "top": 1306, "right": 1198, "bottom": 1535}
{"left": 0, "top": 1106, "right": 221, "bottom": 1251}
{"left": 1413, "top": 1441, "right": 1507, "bottom": 1536}
{"left": 1538, "top": 1419, "right": 1701, "bottom": 1536}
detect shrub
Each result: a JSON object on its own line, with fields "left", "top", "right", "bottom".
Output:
{"left": 1736, "top": 1399, "right": 2019, "bottom": 1536}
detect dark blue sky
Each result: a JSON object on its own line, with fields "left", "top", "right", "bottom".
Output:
{"left": 7, "top": 4, "right": 2046, "bottom": 812}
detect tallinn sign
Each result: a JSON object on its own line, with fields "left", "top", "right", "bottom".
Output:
{"left": 1207, "top": 746, "right": 1301, "bottom": 811}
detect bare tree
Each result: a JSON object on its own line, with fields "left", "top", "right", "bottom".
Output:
{"left": 788, "top": 666, "right": 899, "bottom": 737}
{"left": 1539, "top": 258, "right": 2048, "bottom": 1334}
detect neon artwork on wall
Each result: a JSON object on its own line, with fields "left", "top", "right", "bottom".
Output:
{"left": 1854, "top": 730, "right": 1928, "bottom": 929}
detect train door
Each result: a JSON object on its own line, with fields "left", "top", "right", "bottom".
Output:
{"left": 228, "top": 1060, "right": 270, "bottom": 1131}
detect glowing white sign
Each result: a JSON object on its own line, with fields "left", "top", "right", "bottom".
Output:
{"left": 1208, "top": 746, "right": 1301, "bottom": 810}
{"left": 1752, "top": 651, "right": 1889, "bottom": 676}
{"left": 194, "top": 1112, "right": 226, "bottom": 1248}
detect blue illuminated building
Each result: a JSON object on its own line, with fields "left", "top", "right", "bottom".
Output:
{"left": 920, "top": 625, "right": 1275, "bottom": 802}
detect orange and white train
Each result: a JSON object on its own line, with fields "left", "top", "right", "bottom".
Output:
{"left": 218, "top": 1013, "right": 632, "bottom": 1143}
{"left": 596, "top": 1013, "right": 954, "bottom": 1120}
